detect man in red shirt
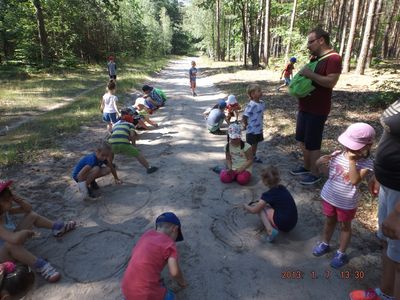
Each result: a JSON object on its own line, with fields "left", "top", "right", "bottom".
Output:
{"left": 290, "top": 27, "right": 342, "bottom": 185}
{"left": 121, "top": 212, "right": 187, "bottom": 300}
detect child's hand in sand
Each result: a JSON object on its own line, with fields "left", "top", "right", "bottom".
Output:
{"left": 16, "top": 230, "right": 35, "bottom": 243}
{"left": 115, "top": 178, "right": 123, "bottom": 185}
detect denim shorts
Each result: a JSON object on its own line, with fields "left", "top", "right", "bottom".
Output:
{"left": 103, "top": 112, "right": 119, "bottom": 123}
{"left": 284, "top": 77, "right": 291, "bottom": 85}
{"left": 295, "top": 111, "right": 327, "bottom": 151}
{"left": 377, "top": 184, "right": 400, "bottom": 263}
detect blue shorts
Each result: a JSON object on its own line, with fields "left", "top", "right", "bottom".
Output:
{"left": 164, "top": 290, "right": 175, "bottom": 300}
{"left": 377, "top": 184, "right": 400, "bottom": 263}
{"left": 103, "top": 112, "right": 119, "bottom": 123}
{"left": 295, "top": 111, "right": 327, "bottom": 151}
{"left": 284, "top": 77, "right": 291, "bottom": 85}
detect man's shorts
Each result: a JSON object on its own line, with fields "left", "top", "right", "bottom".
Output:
{"left": 103, "top": 112, "right": 119, "bottom": 123}
{"left": 377, "top": 184, "right": 400, "bottom": 263}
{"left": 111, "top": 144, "right": 140, "bottom": 157}
{"left": 295, "top": 111, "right": 327, "bottom": 151}
{"left": 322, "top": 200, "right": 357, "bottom": 222}
{"left": 246, "top": 133, "right": 264, "bottom": 145}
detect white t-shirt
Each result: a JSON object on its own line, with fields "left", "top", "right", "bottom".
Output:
{"left": 243, "top": 100, "right": 265, "bottom": 134}
{"left": 103, "top": 93, "right": 118, "bottom": 113}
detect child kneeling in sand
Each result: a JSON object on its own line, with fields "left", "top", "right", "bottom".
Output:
{"left": 72, "top": 142, "right": 121, "bottom": 198}
{"left": 121, "top": 212, "right": 187, "bottom": 300}
{"left": 0, "top": 180, "right": 76, "bottom": 283}
{"left": 243, "top": 166, "right": 298, "bottom": 242}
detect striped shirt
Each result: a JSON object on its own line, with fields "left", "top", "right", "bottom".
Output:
{"left": 108, "top": 121, "right": 135, "bottom": 145}
{"left": 321, "top": 151, "right": 374, "bottom": 210}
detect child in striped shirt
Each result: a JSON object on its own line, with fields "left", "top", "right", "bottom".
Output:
{"left": 312, "top": 123, "right": 375, "bottom": 269}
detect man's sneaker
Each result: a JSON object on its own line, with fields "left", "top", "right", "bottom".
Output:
{"left": 90, "top": 180, "right": 100, "bottom": 190}
{"left": 312, "top": 242, "right": 330, "bottom": 257}
{"left": 36, "top": 262, "right": 61, "bottom": 283}
{"left": 77, "top": 181, "right": 88, "bottom": 197}
{"left": 147, "top": 166, "right": 158, "bottom": 174}
{"left": 349, "top": 289, "right": 383, "bottom": 300}
{"left": 300, "top": 174, "right": 321, "bottom": 185}
{"left": 253, "top": 156, "right": 263, "bottom": 163}
{"left": 290, "top": 166, "right": 310, "bottom": 176}
{"left": 330, "top": 251, "right": 349, "bottom": 269}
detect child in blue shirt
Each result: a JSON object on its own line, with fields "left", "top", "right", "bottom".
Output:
{"left": 243, "top": 166, "right": 298, "bottom": 242}
{"left": 242, "top": 84, "right": 266, "bottom": 163}
{"left": 72, "top": 142, "right": 121, "bottom": 198}
{"left": 189, "top": 61, "right": 198, "bottom": 96}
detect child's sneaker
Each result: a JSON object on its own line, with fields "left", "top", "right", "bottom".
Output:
{"left": 52, "top": 221, "right": 77, "bottom": 237}
{"left": 36, "top": 262, "right": 61, "bottom": 283}
{"left": 87, "top": 186, "right": 96, "bottom": 198}
{"left": 77, "top": 181, "right": 88, "bottom": 197}
{"left": 266, "top": 228, "right": 279, "bottom": 243}
{"left": 89, "top": 180, "right": 100, "bottom": 190}
{"left": 147, "top": 166, "right": 158, "bottom": 174}
{"left": 253, "top": 156, "right": 263, "bottom": 163}
{"left": 211, "top": 166, "right": 223, "bottom": 174}
{"left": 312, "top": 242, "right": 330, "bottom": 256}
{"left": 330, "top": 251, "right": 348, "bottom": 269}
{"left": 349, "top": 288, "right": 383, "bottom": 300}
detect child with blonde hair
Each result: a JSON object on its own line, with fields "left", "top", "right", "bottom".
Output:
{"left": 0, "top": 180, "right": 76, "bottom": 283}
{"left": 312, "top": 123, "right": 375, "bottom": 268}
{"left": 242, "top": 84, "right": 266, "bottom": 163}
{"left": 101, "top": 80, "right": 120, "bottom": 132}
{"left": 243, "top": 166, "right": 298, "bottom": 242}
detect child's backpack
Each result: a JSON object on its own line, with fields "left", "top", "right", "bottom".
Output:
{"left": 226, "top": 140, "right": 245, "bottom": 153}
{"left": 289, "top": 52, "right": 339, "bottom": 98}
{"left": 154, "top": 88, "right": 167, "bottom": 103}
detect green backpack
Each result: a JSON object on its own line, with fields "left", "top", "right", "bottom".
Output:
{"left": 289, "top": 52, "right": 339, "bottom": 98}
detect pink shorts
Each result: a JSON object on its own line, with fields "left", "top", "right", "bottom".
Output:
{"left": 322, "top": 200, "right": 357, "bottom": 222}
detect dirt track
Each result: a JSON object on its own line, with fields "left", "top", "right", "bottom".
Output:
{"left": 4, "top": 57, "right": 382, "bottom": 299}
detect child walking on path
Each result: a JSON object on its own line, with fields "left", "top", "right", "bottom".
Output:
{"left": 121, "top": 212, "right": 187, "bottom": 300}
{"left": 108, "top": 121, "right": 158, "bottom": 174}
{"left": 218, "top": 123, "right": 253, "bottom": 186}
{"left": 0, "top": 180, "right": 76, "bottom": 283}
{"left": 189, "top": 61, "right": 198, "bottom": 96}
{"left": 72, "top": 142, "right": 121, "bottom": 198}
{"left": 107, "top": 56, "right": 117, "bottom": 80}
{"left": 312, "top": 123, "right": 375, "bottom": 268}
{"left": 242, "top": 84, "right": 266, "bottom": 163}
{"left": 101, "top": 80, "right": 120, "bottom": 132}
{"left": 277, "top": 57, "right": 296, "bottom": 91}
{"left": 243, "top": 166, "right": 298, "bottom": 242}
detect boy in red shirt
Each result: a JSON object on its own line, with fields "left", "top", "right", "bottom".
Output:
{"left": 121, "top": 212, "right": 187, "bottom": 300}
{"left": 277, "top": 57, "right": 296, "bottom": 91}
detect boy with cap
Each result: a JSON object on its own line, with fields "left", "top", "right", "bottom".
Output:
{"left": 206, "top": 100, "right": 227, "bottom": 135}
{"left": 121, "top": 212, "right": 187, "bottom": 300}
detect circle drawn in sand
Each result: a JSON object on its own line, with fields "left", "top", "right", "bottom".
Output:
{"left": 211, "top": 207, "right": 259, "bottom": 253}
{"left": 221, "top": 187, "right": 255, "bottom": 205}
{"left": 99, "top": 185, "right": 151, "bottom": 223}
{"left": 64, "top": 230, "right": 133, "bottom": 283}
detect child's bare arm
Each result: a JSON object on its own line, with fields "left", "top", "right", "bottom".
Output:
{"left": 144, "top": 115, "right": 158, "bottom": 127}
{"left": 167, "top": 257, "right": 187, "bottom": 288}
{"left": 316, "top": 155, "right": 331, "bottom": 176}
{"left": 225, "top": 151, "right": 233, "bottom": 170}
{"left": 243, "top": 199, "right": 266, "bottom": 214}
{"left": 0, "top": 226, "right": 34, "bottom": 244}
{"left": 242, "top": 116, "right": 248, "bottom": 130}
{"left": 8, "top": 194, "right": 32, "bottom": 214}
{"left": 106, "top": 153, "right": 122, "bottom": 184}
{"left": 236, "top": 148, "right": 253, "bottom": 172}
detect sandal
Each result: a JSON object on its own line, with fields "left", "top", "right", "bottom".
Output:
{"left": 53, "top": 221, "right": 77, "bottom": 237}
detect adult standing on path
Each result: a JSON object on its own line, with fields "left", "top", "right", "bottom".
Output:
{"left": 290, "top": 27, "right": 342, "bottom": 185}
{"left": 350, "top": 99, "right": 400, "bottom": 300}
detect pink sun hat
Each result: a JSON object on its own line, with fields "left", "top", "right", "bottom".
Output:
{"left": 338, "top": 123, "right": 375, "bottom": 151}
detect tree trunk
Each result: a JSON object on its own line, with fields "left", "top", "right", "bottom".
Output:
{"left": 343, "top": 0, "right": 360, "bottom": 73}
{"left": 388, "top": 4, "right": 400, "bottom": 58}
{"left": 285, "top": 0, "right": 297, "bottom": 61}
{"left": 356, "top": 0, "right": 377, "bottom": 74}
{"left": 32, "top": 0, "right": 50, "bottom": 66}
{"left": 240, "top": 1, "right": 248, "bottom": 66}
{"left": 216, "top": 0, "right": 221, "bottom": 61}
{"left": 381, "top": 0, "right": 399, "bottom": 58}
{"left": 263, "top": 0, "right": 271, "bottom": 66}
{"left": 339, "top": 0, "right": 351, "bottom": 57}
{"left": 365, "top": 0, "right": 383, "bottom": 68}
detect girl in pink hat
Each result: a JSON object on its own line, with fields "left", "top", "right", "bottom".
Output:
{"left": 312, "top": 122, "right": 375, "bottom": 269}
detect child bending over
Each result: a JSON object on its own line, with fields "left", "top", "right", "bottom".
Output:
{"left": 312, "top": 123, "right": 375, "bottom": 268}
{"left": 0, "top": 180, "right": 76, "bottom": 283}
{"left": 121, "top": 212, "right": 187, "bottom": 300}
{"left": 243, "top": 166, "right": 298, "bottom": 242}
{"left": 72, "top": 142, "right": 121, "bottom": 198}
{"left": 225, "top": 95, "right": 241, "bottom": 124}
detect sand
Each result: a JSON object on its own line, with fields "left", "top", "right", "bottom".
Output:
{"left": 3, "top": 57, "right": 382, "bottom": 299}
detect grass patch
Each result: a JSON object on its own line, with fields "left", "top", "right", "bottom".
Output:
{"left": 0, "top": 56, "right": 172, "bottom": 167}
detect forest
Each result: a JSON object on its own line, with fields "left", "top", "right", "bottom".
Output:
{"left": 1, "top": 0, "right": 399, "bottom": 74}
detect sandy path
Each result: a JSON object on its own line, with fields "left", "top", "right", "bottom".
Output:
{"left": 8, "top": 57, "right": 380, "bottom": 299}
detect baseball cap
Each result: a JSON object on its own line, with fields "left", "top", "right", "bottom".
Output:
{"left": 218, "top": 100, "right": 227, "bottom": 109}
{"left": 228, "top": 123, "right": 241, "bottom": 139}
{"left": 226, "top": 95, "right": 237, "bottom": 105}
{"left": 0, "top": 180, "right": 13, "bottom": 193}
{"left": 338, "top": 123, "right": 375, "bottom": 151}
{"left": 156, "top": 212, "right": 183, "bottom": 242}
